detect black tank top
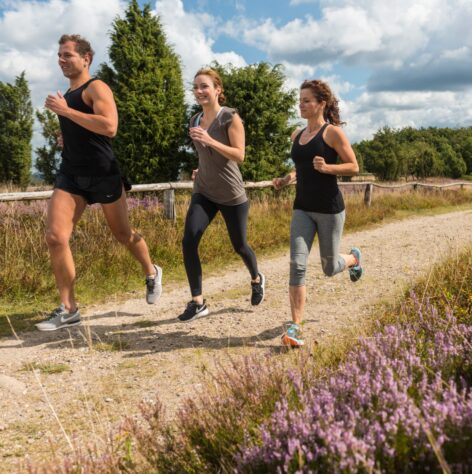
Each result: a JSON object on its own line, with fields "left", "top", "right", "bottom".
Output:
{"left": 291, "top": 123, "right": 345, "bottom": 214}
{"left": 59, "top": 78, "right": 119, "bottom": 176}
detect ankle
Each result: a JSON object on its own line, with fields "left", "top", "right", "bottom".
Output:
{"left": 193, "top": 296, "right": 204, "bottom": 305}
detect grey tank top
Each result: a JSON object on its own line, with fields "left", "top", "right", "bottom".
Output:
{"left": 191, "top": 106, "right": 247, "bottom": 206}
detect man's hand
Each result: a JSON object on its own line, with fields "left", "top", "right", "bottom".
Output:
{"left": 45, "top": 92, "right": 69, "bottom": 117}
{"left": 191, "top": 168, "right": 199, "bottom": 180}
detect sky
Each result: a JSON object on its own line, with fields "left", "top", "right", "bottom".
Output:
{"left": 1, "top": 0, "right": 471, "bottom": 151}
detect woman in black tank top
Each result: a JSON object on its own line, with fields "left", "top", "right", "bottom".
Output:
{"left": 273, "top": 79, "right": 362, "bottom": 347}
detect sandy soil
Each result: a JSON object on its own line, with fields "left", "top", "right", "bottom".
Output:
{"left": 1, "top": 209, "right": 471, "bottom": 471}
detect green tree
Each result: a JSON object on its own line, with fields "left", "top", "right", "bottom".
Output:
{"left": 35, "top": 109, "right": 61, "bottom": 184}
{"left": 361, "top": 127, "right": 401, "bottom": 181}
{"left": 97, "top": 0, "right": 187, "bottom": 183}
{"left": 200, "top": 62, "right": 297, "bottom": 181}
{"left": 0, "top": 72, "right": 33, "bottom": 187}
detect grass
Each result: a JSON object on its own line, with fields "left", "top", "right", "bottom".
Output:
{"left": 19, "top": 361, "right": 70, "bottom": 374}
{"left": 1, "top": 187, "right": 472, "bottom": 337}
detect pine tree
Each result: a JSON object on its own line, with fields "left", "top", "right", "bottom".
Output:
{"left": 97, "top": 0, "right": 187, "bottom": 183}
{"left": 35, "top": 109, "right": 61, "bottom": 184}
{"left": 0, "top": 72, "right": 33, "bottom": 188}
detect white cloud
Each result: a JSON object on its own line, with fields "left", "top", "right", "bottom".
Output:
{"left": 344, "top": 90, "right": 472, "bottom": 143}
{"left": 231, "top": 0, "right": 472, "bottom": 93}
{"left": 154, "top": 0, "right": 246, "bottom": 92}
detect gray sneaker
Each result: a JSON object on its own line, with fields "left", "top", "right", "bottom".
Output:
{"left": 36, "top": 305, "right": 81, "bottom": 331}
{"left": 146, "top": 264, "right": 163, "bottom": 304}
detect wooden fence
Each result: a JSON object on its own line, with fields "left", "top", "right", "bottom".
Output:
{"left": 1, "top": 181, "right": 471, "bottom": 221}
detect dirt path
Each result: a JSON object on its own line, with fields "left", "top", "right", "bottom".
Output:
{"left": 1, "top": 209, "right": 472, "bottom": 471}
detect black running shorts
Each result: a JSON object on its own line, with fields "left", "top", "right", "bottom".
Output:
{"left": 54, "top": 173, "right": 132, "bottom": 205}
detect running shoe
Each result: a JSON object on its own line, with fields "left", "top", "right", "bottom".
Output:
{"left": 146, "top": 264, "right": 163, "bottom": 304}
{"left": 251, "top": 272, "right": 266, "bottom": 306}
{"left": 178, "top": 300, "right": 209, "bottom": 322}
{"left": 281, "top": 323, "right": 304, "bottom": 347}
{"left": 348, "top": 247, "right": 363, "bottom": 282}
{"left": 36, "top": 305, "right": 81, "bottom": 331}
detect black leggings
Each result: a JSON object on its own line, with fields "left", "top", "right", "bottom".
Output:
{"left": 182, "top": 193, "right": 259, "bottom": 297}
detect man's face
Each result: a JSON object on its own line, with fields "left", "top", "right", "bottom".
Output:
{"left": 57, "top": 41, "right": 88, "bottom": 78}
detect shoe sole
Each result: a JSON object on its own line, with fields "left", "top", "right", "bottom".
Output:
{"left": 178, "top": 307, "right": 209, "bottom": 322}
{"left": 36, "top": 320, "right": 81, "bottom": 332}
{"left": 146, "top": 265, "right": 163, "bottom": 304}
{"left": 251, "top": 272, "right": 265, "bottom": 306}
{"left": 281, "top": 334, "right": 304, "bottom": 347}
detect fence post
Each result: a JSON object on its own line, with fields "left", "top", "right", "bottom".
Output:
{"left": 163, "top": 189, "right": 176, "bottom": 222}
{"left": 364, "top": 183, "right": 373, "bottom": 207}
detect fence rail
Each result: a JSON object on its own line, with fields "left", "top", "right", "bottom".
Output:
{"left": 1, "top": 181, "right": 471, "bottom": 220}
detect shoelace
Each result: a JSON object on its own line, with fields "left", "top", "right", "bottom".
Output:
{"left": 146, "top": 276, "right": 156, "bottom": 291}
{"left": 252, "top": 282, "right": 263, "bottom": 295}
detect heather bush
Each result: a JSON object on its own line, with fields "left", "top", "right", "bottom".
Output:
{"left": 237, "top": 298, "right": 472, "bottom": 472}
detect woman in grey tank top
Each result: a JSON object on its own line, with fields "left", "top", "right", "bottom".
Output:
{"left": 178, "top": 68, "right": 265, "bottom": 322}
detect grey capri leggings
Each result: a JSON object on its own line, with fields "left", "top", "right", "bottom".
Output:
{"left": 290, "top": 209, "right": 347, "bottom": 286}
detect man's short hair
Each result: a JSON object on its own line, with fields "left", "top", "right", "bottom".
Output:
{"left": 59, "top": 34, "right": 95, "bottom": 65}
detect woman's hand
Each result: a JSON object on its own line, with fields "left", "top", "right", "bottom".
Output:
{"left": 273, "top": 174, "right": 292, "bottom": 190}
{"left": 189, "top": 126, "right": 214, "bottom": 147}
{"left": 191, "top": 168, "right": 199, "bottom": 180}
{"left": 313, "top": 155, "right": 330, "bottom": 173}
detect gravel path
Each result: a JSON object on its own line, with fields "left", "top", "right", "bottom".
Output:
{"left": 1, "top": 209, "right": 471, "bottom": 471}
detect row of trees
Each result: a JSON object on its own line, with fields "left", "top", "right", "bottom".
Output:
{"left": 0, "top": 0, "right": 471, "bottom": 187}
{"left": 354, "top": 126, "right": 472, "bottom": 181}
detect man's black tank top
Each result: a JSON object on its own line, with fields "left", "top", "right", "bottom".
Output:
{"left": 59, "top": 78, "right": 119, "bottom": 176}
{"left": 291, "top": 123, "right": 345, "bottom": 214}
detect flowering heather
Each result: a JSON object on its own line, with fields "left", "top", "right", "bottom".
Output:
{"left": 237, "top": 296, "right": 472, "bottom": 473}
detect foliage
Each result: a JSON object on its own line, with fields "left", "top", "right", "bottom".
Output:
{"left": 96, "top": 0, "right": 187, "bottom": 183}
{"left": 186, "top": 62, "right": 297, "bottom": 181}
{"left": 355, "top": 125, "right": 472, "bottom": 181}
{"left": 35, "top": 109, "right": 61, "bottom": 184}
{"left": 0, "top": 72, "right": 33, "bottom": 188}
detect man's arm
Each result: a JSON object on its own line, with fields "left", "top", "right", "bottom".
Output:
{"left": 45, "top": 80, "right": 118, "bottom": 137}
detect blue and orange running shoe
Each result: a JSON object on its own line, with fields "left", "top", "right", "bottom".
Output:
{"left": 281, "top": 323, "right": 304, "bottom": 347}
{"left": 349, "top": 247, "right": 363, "bottom": 282}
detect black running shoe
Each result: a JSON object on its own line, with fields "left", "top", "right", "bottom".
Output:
{"left": 251, "top": 272, "right": 265, "bottom": 306}
{"left": 178, "top": 300, "right": 209, "bottom": 322}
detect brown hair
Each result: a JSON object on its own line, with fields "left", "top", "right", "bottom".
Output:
{"left": 300, "top": 79, "right": 345, "bottom": 126}
{"left": 194, "top": 67, "right": 226, "bottom": 105}
{"left": 59, "top": 34, "right": 95, "bottom": 65}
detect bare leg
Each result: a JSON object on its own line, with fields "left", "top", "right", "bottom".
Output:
{"left": 340, "top": 253, "right": 357, "bottom": 268}
{"left": 289, "top": 285, "right": 306, "bottom": 325}
{"left": 101, "top": 190, "right": 155, "bottom": 276}
{"left": 45, "top": 189, "right": 87, "bottom": 312}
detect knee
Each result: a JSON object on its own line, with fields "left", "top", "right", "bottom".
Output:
{"left": 114, "top": 229, "right": 137, "bottom": 246}
{"left": 289, "top": 260, "right": 307, "bottom": 286}
{"left": 321, "top": 257, "right": 337, "bottom": 277}
{"left": 45, "top": 229, "right": 69, "bottom": 248}
{"left": 182, "top": 233, "right": 198, "bottom": 253}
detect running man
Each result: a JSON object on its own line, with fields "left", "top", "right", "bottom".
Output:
{"left": 36, "top": 34, "right": 162, "bottom": 331}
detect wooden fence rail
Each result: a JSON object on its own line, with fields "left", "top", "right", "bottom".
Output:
{"left": 1, "top": 181, "right": 471, "bottom": 219}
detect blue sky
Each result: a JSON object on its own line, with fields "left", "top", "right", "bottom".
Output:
{"left": 1, "top": 0, "right": 471, "bottom": 146}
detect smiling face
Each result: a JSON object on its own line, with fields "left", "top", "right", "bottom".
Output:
{"left": 299, "top": 88, "right": 325, "bottom": 120}
{"left": 58, "top": 41, "right": 90, "bottom": 79}
{"left": 193, "top": 74, "right": 221, "bottom": 107}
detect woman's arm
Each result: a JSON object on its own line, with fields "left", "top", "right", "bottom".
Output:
{"left": 189, "top": 113, "right": 245, "bottom": 163}
{"left": 313, "top": 125, "right": 359, "bottom": 176}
